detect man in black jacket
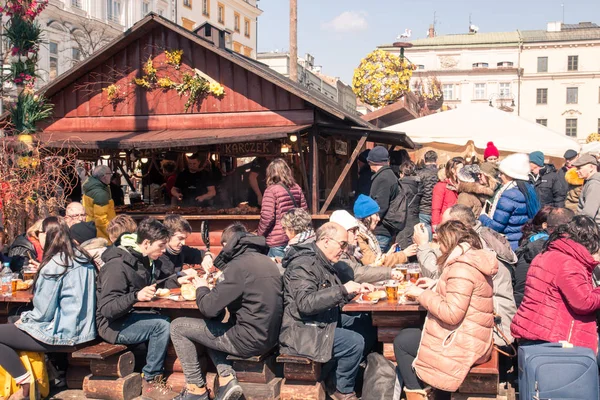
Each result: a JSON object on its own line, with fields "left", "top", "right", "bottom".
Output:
{"left": 368, "top": 146, "right": 400, "bottom": 252}
{"left": 157, "top": 215, "right": 214, "bottom": 289}
{"left": 170, "top": 223, "right": 283, "bottom": 400}
{"left": 97, "top": 218, "right": 191, "bottom": 400}
{"left": 280, "top": 222, "right": 372, "bottom": 400}
{"left": 355, "top": 150, "right": 373, "bottom": 199}
{"left": 416, "top": 150, "right": 438, "bottom": 240}
{"left": 529, "top": 151, "right": 567, "bottom": 207}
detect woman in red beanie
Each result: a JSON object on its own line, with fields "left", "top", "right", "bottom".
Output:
{"left": 484, "top": 142, "right": 499, "bottom": 163}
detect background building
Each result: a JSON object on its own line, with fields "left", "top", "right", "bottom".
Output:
{"left": 380, "top": 21, "right": 600, "bottom": 141}
{"left": 257, "top": 52, "right": 358, "bottom": 114}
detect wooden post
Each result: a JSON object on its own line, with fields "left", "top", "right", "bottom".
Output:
{"left": 289, "top": 0, "right": 298, "bottom": 82}
{"left": 295, "top": 141, "right": 310, "bottom": 200}
{"left": 116, "top": 161, "right": 136, "bottom": 191}
{"left": 309, "top": 128, "right": 319, "bottom": 214}
{"left": 319, "top": 133, "right": 368, "bottom": 214}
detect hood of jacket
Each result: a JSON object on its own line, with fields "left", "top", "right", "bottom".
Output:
{"left": 458, "top": 181, "right": 495, "bottom": 197}
{"left": 447, "top": 245, "right": 498, "bottom": 277}
{"left": 282, "top": 241, "right": 334, "bottom": 272}
{"left": 475, "top": 222, "right": 518, "bottom": 264}
{"left": 82, "top": 175, "right": 107, "bottom": 193}
{"left": 10, "top": 234, "right": 35, "bottom": 253}
{"left": 541, "top": 163, "right": 558, "bottom": 175}
{"left": 400, "top": 175, "right": 421, "bottom": 188}
{"left": 566, "top": 168, "right": 584, "bottom": 186}
{"left": 214, "top": 232, "right": 269, "bottom": 270}
{"left": 101, "top": 233, "right": 146, "bottom": 269}
{"left": 547, "top": 237, "right": 598, "bottom": 272}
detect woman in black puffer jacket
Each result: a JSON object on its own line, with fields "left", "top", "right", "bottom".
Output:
{"left": 396, "top": 161, "right": 423, "bottom": 250}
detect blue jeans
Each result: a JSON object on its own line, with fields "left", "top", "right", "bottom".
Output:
{"left": 419, "top": 213, "right": 433, "bottom": 241}
{"left": 375, "top": 235, "right": 392, "bottom": 253}
{"left": 115, "top": 313, "right": 171, "bottom": 380}
{"left": 322, "top": 314, "right": 368, "bottom": 394}
{"left": 268, "top": 245, "right": 286, "bottom": 258}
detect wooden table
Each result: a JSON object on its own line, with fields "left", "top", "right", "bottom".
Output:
{"left": 343, "top": 298, "right": 427, "bottom": 361}
{"left": 0, "top": 290, "right": 34, "bottom": 321}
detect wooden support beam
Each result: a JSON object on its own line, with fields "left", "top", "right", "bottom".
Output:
{"left": 295, "top": 141, "right": 310, "bottom": 202}
{"left": 309, "top": 128, "right": 319, "bottom": 214}
{"left": 116, "top": 161, "right": 136, "bottom": 191}
{"left": 319, "top": 133, "right": 368, "bottom": 214}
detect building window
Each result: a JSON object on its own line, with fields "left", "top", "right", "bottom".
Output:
{"left": 244, "top": 18, "right": 250, "bottom": 38}
{"left": 243, "top": 46, "right": 252, "bottom": 57}
{"left": 442, "top": 84, "right": 454, "bottom": 100}
{"left": 568, "top": 55, "right": 578, "bottom": 71}
{"left": 566, "top": 118, "right": 577, "bottom": 137}
{"left": 474, "top": 83, "right": 486, "bottom": 100}
{"left": 183, "top": 0, "right": 191, "bottom": 8}
{"left": 71, "top": 0, "right": 82, "bottom": 8}
{"left": 72, "top": 47, "right": 81, "bottom": 61}
{"left": 143, "top": 1, "right": 150, "bottom": 14}
{"left": 598, "top": 118, "right": 600, "bottom": 134}
{"left": 234, "top": 12, "right": 240, "bottom": 32}
{"left": 499, "top": 83, "right": 511, "bottom": 98}
{"left": 536, "top": 88, "right": 548, "bottom": 104}
{"left": 472, "top": 62, "right": 489, "bottom": 68}
{"left": 106, "top": 0, "right": 121, "bottom": 23}
{"left": 536, "top": 119, "right": 548, "bottom": 127}
{"left": 181, "top": 17, "right": 195, "bottom": 30}
{"left": 202, "top": 0, "right": 209, "bottom": 16}
{"left": 233, "top": 41, "right": 242, "bottom": 53}
{"left": 566, "top": 87, "right": 578, "bottom": 104}
{"left": 417, "top": 65, "right": 425, "bottom": 70}
{"left": 537, "top": 57, "right": 548, "bottom": 73}
{"left": 49, "top": 41, "right": 58, "bottom": 80}
{"left": 157, "top": 8, "right": 163, "bottom": 16}
{"left": 497, "top": 61, "right": 514, "bottom": 68}
{"left": 217, "top": 3, "right": 224, "bottom": 24}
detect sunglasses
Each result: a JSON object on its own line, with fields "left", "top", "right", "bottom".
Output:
{"left": 67, "top": 213, "right": 87, "bottom": 218}
{"left": 329, "top": 238, "right": 348, "bottom": 250}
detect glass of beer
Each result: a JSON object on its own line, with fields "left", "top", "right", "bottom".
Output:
{"left": 385, "top": 280, "right": 398, "bottom": 301}
{"left": 11, "top": 274, "right": 20, "bottom": 293}
{"left": 23, "top": 269, "right": 36, "bottom": 281}
{"left": 408, "top": 267, "right": 420, "bottom": 284}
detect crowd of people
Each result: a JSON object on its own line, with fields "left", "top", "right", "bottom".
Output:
{"left": 1, "top": 145, "right": 600, "bottom": 400}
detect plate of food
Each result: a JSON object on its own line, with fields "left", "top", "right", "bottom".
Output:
{"left": 16, "top": 279, "right": 34, "bottom": 291}
{"left": 356, "top": 290, "right": 387, "bottom": 304}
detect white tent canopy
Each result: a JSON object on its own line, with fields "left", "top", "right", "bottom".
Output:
{"left": 384, "top": 104, "right": 580, "bottom": 158}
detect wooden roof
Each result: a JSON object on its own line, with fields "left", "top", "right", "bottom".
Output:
{"left": 34, "top": 13, "right": 414, "bottom": 150}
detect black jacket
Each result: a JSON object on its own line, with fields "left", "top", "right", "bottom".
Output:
{"left": 395, "top": 175, "right": 423, "bottom": 249}
{"left": 529, "top": 164, "right": 567, "bottom": 208}
{"left": 369, "top": 166, "right": 400, "bottom": 237}
{"left": 157, "top": 246, "right": 206, "bottom": 289}
{"left": 196, "top": 233, "right": 282, "bottom": 357}
{"left": 356, "top": 165, "right": 373, "bottom": 199}
{"left": 8, "top": 234, "right": 37, "bottom": 273}
{"left": 416, "top": 164, "right": 438, "bottom": 216}
{"left": 96, "top": 245, "right": 164, "bottom": 344}
{"left": 279, "top": 242, "right": 352, "bottom": 363}
{"left": 514, "top": 237, "right": 546, "bottom": 308}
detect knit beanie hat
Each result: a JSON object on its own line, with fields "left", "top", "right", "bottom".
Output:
{"left": 499, "top": 153, "right": 530, "bottom": 181}
{"left": 457, "top": 164, "right": 481, "bottom": 183}
{"left": 70, "top": 221, "right": 97, "bottom": 244}
{"left": 353, "top": 194, "right": 380, "bottom": 219}
{"left": 330, "top": 210, "right": 359, "bottom": 231}
{"left": 484, "top": 142, "right": 500, "bottom": 160}
{"left": 367, "top": 146, "right": 389, "bottom": 165}
{"left": 529, "top": 151, "right": 545, "bottom": 167}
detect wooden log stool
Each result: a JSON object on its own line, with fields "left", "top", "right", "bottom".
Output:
{"left": 226, "top": 348, "right": 281, "bottom": 400}
{"left": 163, "top": 344, "right": 217, "bottom": 398}
{"left": 71, "top": 342, "right": 141, "bottom": 400}
{"left": 276, "top": 355, "right": 325, "bottom": 400}
{"left": 451, "top": 351, "right": 500, "bottom": 400}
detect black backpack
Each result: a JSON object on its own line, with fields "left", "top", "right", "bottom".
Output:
{"left": 382, "top": 180, "right": 408, "bottom": 233}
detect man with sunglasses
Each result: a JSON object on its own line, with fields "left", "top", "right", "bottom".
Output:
{"left": 280, "top": 222, "right": 373, "bottom": 400}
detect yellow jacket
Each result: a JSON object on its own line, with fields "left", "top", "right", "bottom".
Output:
{"left": 0, "top": 352, "right": 49, "bottom": 399}
{"left": 82, "top": 176, "right": 116, "bottom": 241}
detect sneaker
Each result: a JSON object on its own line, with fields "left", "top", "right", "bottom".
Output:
{"left": 174, "top": 386, "right": 209, "bottom": 400}
{"left": 214, "top": 377, "right": 243, "bottom": 400}
{"left": 142, "top": 376, "right": 179, "bottom": 400}
{"left": 330, "top": 391, "right": 360, "bottom": 400}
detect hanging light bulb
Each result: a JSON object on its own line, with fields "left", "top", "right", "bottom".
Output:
{"left": 281, "top": 144, "right": 290, "bottom": 154}
{"left": 211, "top": 154, "right": 217, "bottom": 161}
{"left": 185, "top": 152, "right": 194, "bottom": 157}
{"left": 118, "top": 152, "right": 126, "bottom": 158}
{"left": 140, "top": 157, "right": 149, "bottom": 164}
{"left": 289, "top": 134, "right": 298, "bottom": 143}
{"left": 101, "top": 154, "right": 111, "bottom": 160}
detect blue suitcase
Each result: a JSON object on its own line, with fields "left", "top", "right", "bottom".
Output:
{"left": 518, "top": 342, "right": 599, "bottom": 400}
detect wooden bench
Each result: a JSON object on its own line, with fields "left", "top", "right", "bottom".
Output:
{"left": 70, "top": 342, "right": 141, "bottom": 400}
{"left": 226, "top": 348, "right": 281, "bottom": 399}
{"left": 451, "top": 351, "right": 499, "bottom": 400}
{"left": 276, "top": 355, "right": 325, "bottom": 400}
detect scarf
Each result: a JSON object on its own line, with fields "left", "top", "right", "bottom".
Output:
{"left": 29, "top": 237, "right": 43, "bottom": 262}
{"left": 285, "top": 229, "right": 316, "bottom": 251}
{"left": 357, "top": 221, "right": 382, "bottom": 259}
{"left": 166, "top": 245, "right": 181, "bottom": 256}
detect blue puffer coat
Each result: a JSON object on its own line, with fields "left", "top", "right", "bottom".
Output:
{"left": 479, "top": 187, "right": 529, "bottom": 250}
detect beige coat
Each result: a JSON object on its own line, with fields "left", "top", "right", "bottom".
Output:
{"left": 356, "top": 233, "right": 408, "bottom": 267}
{"left": 414, "top": 245, "right": 497, "bottom": 392}
{"left": 457, "top": 181, "right": 495, "bottom": 217}
{"left": 565, "top": 168, "right": 584, "bottom": 212}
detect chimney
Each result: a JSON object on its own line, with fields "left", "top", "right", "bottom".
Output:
{"left": 428, "top": 24, "right": 436, "bottom": 38}
{"left": 547, "top": 21, "right": 562, "bottom": 32}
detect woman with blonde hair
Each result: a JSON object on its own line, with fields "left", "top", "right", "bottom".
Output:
{"left": 258, "top": 159, "right": 307, "bottom": 257}
{"left": 393, "top": 220, "right": 497, "bottom": 399}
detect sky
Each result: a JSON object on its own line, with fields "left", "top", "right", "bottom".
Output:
{"left": 257, "top": 0, "right": 600, "bottom": 83}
